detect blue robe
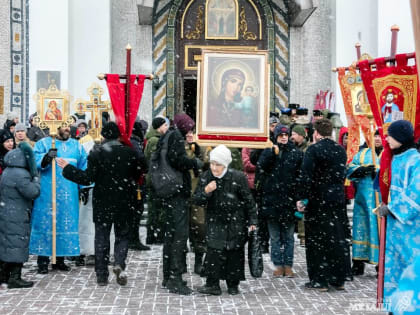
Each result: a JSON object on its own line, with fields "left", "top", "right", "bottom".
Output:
{"left": 384, "top": 148, "right": 420, "bottom": 302}
{"left": 29, "top": 137, "right": 87, "bottom": 256}
{"left": 347, "top": 148, "right": 380, "bottom": 264}
{"left": 389, "top": 255, "right": 420, "bottom": 315}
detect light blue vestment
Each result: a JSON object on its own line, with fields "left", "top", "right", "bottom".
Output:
{"left": 29, "top": 137, "right": 87, "bottom": 256}
{"left": 384, "top": 148, "right": 420, "bottom": 302}
{"left": 347, "top": 147, "right": 380, "bottom": 264}
{"left": 389, "top": 255, "right": 420, "bottom": 315}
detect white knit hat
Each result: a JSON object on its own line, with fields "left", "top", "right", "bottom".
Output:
{"left": 209, "top": 145, "right": 232, "bottom": 168}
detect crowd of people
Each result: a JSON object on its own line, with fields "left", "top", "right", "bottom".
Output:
{"left": 0, "top": 107, "right": 418, "bottom": 313}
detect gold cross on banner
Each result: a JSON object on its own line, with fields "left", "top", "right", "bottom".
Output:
{"left": 73, "top": 83, "right": 112, "bottom": 141}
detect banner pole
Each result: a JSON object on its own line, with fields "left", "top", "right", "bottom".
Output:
{"left": 125, "top": 44, "right": 132, "bottom": 135}
{"left": 355, "top": 42, "right": 362, "bottom": 60}
{"left": 377, "top": 24, "right": 400, "bottom": 309}
{"left": 410, "top": 0, "right": 420, "bottom": 75}
{"left": 51, "top": 135, "right": 57, "bottom": 264}
{"left": 369, "top": 119, "right": 381, "bottom": 235}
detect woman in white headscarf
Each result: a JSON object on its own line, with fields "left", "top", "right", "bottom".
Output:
{"left": 193, "top": 144, "right": 257, "bottom": 296}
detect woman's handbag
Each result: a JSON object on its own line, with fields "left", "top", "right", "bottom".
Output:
{"left": 248, "top": 229, "right": 264, "bottom": 278}
{"left": 150, "top": 131, "right": 183, "bottom": 197}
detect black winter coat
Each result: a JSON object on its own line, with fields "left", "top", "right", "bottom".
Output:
{"left": 297, "top": 138, "right": 351, "bottom": 283}
{"left": 298, "top": 138, "right": 347, "bottom": 218}
{"left": 62, "top": 139, "right": 143, "bottom": 224}
{"left": 193, "top": 169, "right": 258, "bottom": 250}
{"left": 257, "top": 142, "right": 303, "bottom": 222}
{"left": 130, "top": 134, "right": 148, "bottom": 174}
{"left": 0, "top": 149, "right": 40, "bottom": 262}
{"left": 159, "top": 129, "right": 198, "bottom": 197}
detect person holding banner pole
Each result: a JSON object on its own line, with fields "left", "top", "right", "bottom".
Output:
{"left": 29, "top": 126, "right": 88, "bottom": 274}
{"left": 377, "top": 120, "right": 420, "bottom": 308}
{"left": 347, "top": 129, "right": 382, "bottom": 275}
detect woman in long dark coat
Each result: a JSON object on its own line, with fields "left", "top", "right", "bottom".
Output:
{"left": 194, "top": 144, "right": 257, "bottom": 296}
{"left": 0, "top": 142, "right": 40, "bottom": 288}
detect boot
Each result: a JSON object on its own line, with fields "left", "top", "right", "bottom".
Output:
{"left": 146, "top": 224, "right": 156, "bottom": 245}
{"left": 194, "top": 252, "right": 204, "bottom": 275}
{"left": 129, "top": 221, "right": 151, "bottom": 251}
{"left": 52, "top": 257, "right": 71, "bottom": 272}
{"left": 351, "top": 260, "right": 365, "bottom": 276}
{"left": 113, "top": 265, "right": 128, "bottom": 286}
{"left": 197, "top": 284, "right": 221, "bottom": 295}
{"left": 273, "top": 266, "right": 284, "bottom": 277}
{"left": 75, "top": 255, "right": 85, "bottom": 266}
{"left": 227, "top": 280, "right": 240, "bottom": 295}
{"left": 284, "top": 266, "right": 295, "bottom": 278}
{"left": 162, "top": 278, "right": 187, "bottom": 288}
{"left": 85, "top": 255, "right": 95, "bottom": 266}
{"left": 7, "top": 264, "right": 34, "bottom": 289}
{"left": 0, "top": 261, "right": 10, "bottom": 284}
{"left": 166, "top": 278, "right": 193, "bottom": 295}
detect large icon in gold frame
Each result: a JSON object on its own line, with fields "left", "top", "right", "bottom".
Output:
{"left": 34, "top": 84, "right": 73, "bottom": 135}
{"left": 196, "top": 49, "right": 270, "bottom": 149}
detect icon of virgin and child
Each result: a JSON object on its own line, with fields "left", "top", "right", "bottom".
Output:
{"left": 206, "top": 66, "right": 259, "bottom": 129}
{"left": 45, "top": 99, "right": 63, "bottom": 120}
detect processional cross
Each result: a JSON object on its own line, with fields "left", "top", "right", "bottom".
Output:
{"left": 74, "top": 83, "right": 112, "bottom": 141}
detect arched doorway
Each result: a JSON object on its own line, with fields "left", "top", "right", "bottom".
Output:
{"left": 152, "top": 0, "right": 289, "bottom": 118}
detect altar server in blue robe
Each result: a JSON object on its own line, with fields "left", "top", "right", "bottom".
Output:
{"left": 377, "top": 120, "right": 420, "bottom": 305}
{"left": 389, "top": 255, "right": 420, "bottom": 315}
{"left": 29, "top": 126, "right": 87, "bottom": 274}
{"left": 347, "top": 130, "right": 382, "bottom": 275}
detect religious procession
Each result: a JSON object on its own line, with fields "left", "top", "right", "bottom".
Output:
{"left": 0, "top": 1, "right": 420, "bottom": 315}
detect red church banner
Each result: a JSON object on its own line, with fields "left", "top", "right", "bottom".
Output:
{"left": 337, "top": 67, "right": 373, "bottom": 164}
{"left": 106, "top": 74, "right": 146, "bottom": 145}
{"left": 359, "top": 53, "right": 420, "bottom": 202}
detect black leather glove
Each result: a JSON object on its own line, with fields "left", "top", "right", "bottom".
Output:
{"left": 41, "top": 148, "right": 57, "bottom": 168}
{"left": 195, "top": 158, "right": 204, "bottom": 170}
{"left": 378, "top": 204, "right": 390, "bottom": 217}
{"left": 350, "top": 165, "right": 376, "bottom": 179}
{"left": 79, "top": 188, "right": 90, "bottom": 205}
{"left": 192, "top": 143, "right": 201, "bottom": 157}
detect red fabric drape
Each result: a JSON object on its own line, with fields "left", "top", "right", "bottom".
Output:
{"left": 359, "top": 53, "right": 420, "bottom": 203}
{"left": 106, "top": 74, "right": 146, "bottom": 145}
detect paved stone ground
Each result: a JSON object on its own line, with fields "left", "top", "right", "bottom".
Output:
{"left": 0, "top": 233, "right": 386, "bottom": 315}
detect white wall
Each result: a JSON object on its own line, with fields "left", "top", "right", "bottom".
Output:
{"left": 333, "top": 0, "right": 414, "bottom": 126}
{"left": 69, "top": 0, "right": 111, "bottom": 105}
{"left": 377, "top": 0, "right": 414, "bottom": 56}
{"left": 29, "top": 0, "right": 111, "bottom": 115}
{"left": 29, "top": 0, "right": 69, "bottom": 115}
{"left": 334, "top": 0, "right": 378, "bottom": 125}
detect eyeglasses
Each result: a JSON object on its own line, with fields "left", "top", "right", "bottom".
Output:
{"left": 278, "top": 134, "right": 288, "bottom": 137}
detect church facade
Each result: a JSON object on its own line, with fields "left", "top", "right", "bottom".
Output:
{"left": 111, "top": 0, "right": 332, "bottom": 121}
{"left": 0, "top": 0, "right": 413, "bottom": 125}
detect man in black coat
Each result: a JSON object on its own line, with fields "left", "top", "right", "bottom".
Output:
{"left": 152, "top": 114, "right": 202, "bottom": 295}
{"left": 297, "top": 118, "right": 351, "bottom": 291}
{"left": 257, "top": 124, "right": 303, "bottom": 278}
{"left": 58, "top": 122, "right": 143, "bottom": 286}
